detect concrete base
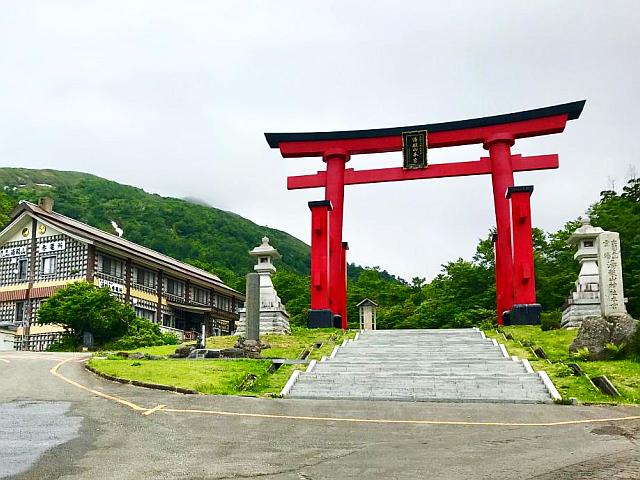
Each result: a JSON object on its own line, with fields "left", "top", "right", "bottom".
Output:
{"left": 510, "top": 304, "right": 542, "bottom": 325}
{"left": 236, "top": 308, "right": 291, "bottom": 336}
{"left": 307, "top": 309, "right": 334, "bottom": 328}
{"left": 561, "top": 299, "right": 601, "bottom": 328}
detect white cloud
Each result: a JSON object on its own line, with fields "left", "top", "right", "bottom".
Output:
{"left": 0, "top": 0, "right": 638, "bottom": 279}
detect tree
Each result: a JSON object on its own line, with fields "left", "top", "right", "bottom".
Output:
{"left": 272, "top": 269, "right": 310, "bottom": 327}
{"left": 532, "top": 222, "right": 581, "bottom": 311}
{"left": 37, "top": 281, "right": 136, "bottom": 347}
{"left": 0, "top": 190, "right": 15, "bottom": 227}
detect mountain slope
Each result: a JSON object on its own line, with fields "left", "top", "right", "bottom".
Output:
{"left": 0, "top": 167, "right": 311, "bottom": 287}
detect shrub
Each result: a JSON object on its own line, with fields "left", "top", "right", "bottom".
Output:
{"left": 604, "top": 342, "right": 625, "bottom": 360}
{"left": 104, "top": 317, "right": 178, "bottom": 350}
{"left": 541, "top": 311, "right": 562, "bottom": 331}
{"left": 623, "top": 324, "right": 640, "bottom": 360}
{"left": 46, "top": 334, "right": 79, "bottom": 352}
{"left": 572, "top": 347, "right": 590, "bottom": 361}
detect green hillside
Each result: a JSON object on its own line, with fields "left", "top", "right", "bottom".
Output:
{"left": 0, "top": 167, "right": 311, "bottom": 289}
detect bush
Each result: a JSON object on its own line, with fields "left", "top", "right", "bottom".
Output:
{"left": 46, "top": 334, "right": 79, "bottom": 352}
{"left": 604, "top": 342, "right": 625, "bottom": 360}
{"left": 572, "top": 347, "right": 590, "bottom": 362}
{"left": 623, "top": 324, "right": 640, "bottom": 360}
{"left": 541, "top": 311, "right": 562, "bottom": 331}
{"left": 104, "top": 317, "right": 178, "bottom": 350}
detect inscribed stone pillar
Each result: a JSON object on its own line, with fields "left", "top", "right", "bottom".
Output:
{"left": 597, "top": 231, "right": 626, "bottom": 316}
{"left": 245, "top": 273, "right": 260, "bottom": 341}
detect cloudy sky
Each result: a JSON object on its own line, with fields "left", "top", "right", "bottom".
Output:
{"left": 0, "top": 1, "right": 638, "bottom": 280}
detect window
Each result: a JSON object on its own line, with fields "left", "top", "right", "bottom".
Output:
{"left": 17, "top": 259, "right": 28, "bottom": 280}
{"left": 15, "top": 301, "right": 25, "bottom": 323}
{"left": 135, "top": 307, "right": 156, "bottom": 322}
{"left": 101, "top": 256, "right": 123, "bottom": 278}
{"left": 162, "top": 313, "right": 174, "bottom": 328}
{"left": 192, "top": 286, "right": 209, "bottom": 305}
{"left": 41, "top": 256, "right": 57, "bottom": 275}
{"left": 166, "top": 278, "right": 185, "bottom": 297}
{"left": 136, "top": 267, "right": 157, "bottom": 288}
{"left": 584, "top": 240, "right": 594, "bottom": 248}
{"left": 218, "top": 295, "right": 230, "bottom": 311}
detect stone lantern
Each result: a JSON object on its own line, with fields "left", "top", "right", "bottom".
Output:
{"left": 357, "top": 298, "right": 378, "bottom": 330}
{"left": 236, "top": 237, "right": 291, "bottom": 335}
{"left": 561, "top": 219, "right": 603, "bottom": 327}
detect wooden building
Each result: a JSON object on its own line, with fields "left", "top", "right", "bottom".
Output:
{"left": 0, "top": 198, "right": 244, "bottom": 349}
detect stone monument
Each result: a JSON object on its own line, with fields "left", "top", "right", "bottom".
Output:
{"left": 597, "top": 231, "right": 626, "bottom": 317}
{"left": 236, "top": 237, "right": 291, "bottom": 335}
{"left": 234, "top": 272, "right": 270, "bottom": 358}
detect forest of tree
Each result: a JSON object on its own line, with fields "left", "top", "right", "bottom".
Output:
{"left": 1, "top": 167, "right": 638, "bottom": 329}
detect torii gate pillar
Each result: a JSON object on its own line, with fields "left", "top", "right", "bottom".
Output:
{"left": 324, "top": 149, "right": 350, "bottom": 329}
{"left": 507, "top": 185, "right": 541, "bottom": 324}
{"left": 484, "top": 133, "right": 516, "bottom": 322}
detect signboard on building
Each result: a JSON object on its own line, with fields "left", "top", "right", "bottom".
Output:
{"left": 0, "top": 245, "right": 28, "bottom": 259}
{"left": 98, "top": 278, "right": 125, "bottom": 295}
{"left": 37, "top": 240, "right": 65, "bottom": 254}
{"left": 402, "top": 130, "right": 428, "bottom": 169}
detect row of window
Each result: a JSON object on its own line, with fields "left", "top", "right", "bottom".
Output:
{"left": 96, "top": 255, "right": 236, "bottom": 309}
{"left": 15, "top": 256, "right": 57, "bottom": 279}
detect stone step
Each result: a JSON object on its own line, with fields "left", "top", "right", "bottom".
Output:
{"left": 348, "top": 344, "right": 495, "bottom": 349}
{"left": 295, "top": 378, "right": 545, "bottom": 388}
{"left": 317, "top": 359, "right": 517, "bottom": 365}
{"left": 289, "top": 387, "right": 549, "bottom": 398}
{"left": 312, "top": 370, "right": 526, "bottom": 376}
{"left": 285, "top": 328, "right": 553, "bottom": 403}
{"left": 288, "top": 393, "right": 551, "bottom": 404}
{"left": 313, "top": 362, "right": 525, "bottom": 375}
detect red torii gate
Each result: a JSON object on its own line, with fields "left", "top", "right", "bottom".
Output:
{"left": 265, "top": 100, "right": 585, "bottom": 329}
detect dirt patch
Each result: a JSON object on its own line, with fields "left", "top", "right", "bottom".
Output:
{"left": 590, "top": 425, "right": 635, "bottom": 440}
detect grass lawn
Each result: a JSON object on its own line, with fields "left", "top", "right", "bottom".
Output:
{"left": 483, "top": 326, "right": 640, "bottom": 405}
{"left": 88, "top": 358, "right": 295, "bottom": 396}
{"left": 90, "top": 328, "right": 354, "bottom": 396}
{"left": 101, "top": 327, "right": 352, "bottom": 359}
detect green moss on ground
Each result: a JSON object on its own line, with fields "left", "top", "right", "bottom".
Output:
{"left": 484, "top": 326, "right": 640, "bottom": 405}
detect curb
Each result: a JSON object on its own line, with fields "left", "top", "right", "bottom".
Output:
{"left": 85, "top": 363, "right": 199, "bottom": 395}
{"left": 280, "top": 369, "right": 301, "bottom": 396}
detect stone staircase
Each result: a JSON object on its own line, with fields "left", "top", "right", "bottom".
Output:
{"left": 284, "top": 328, "right": 558, "bottom": 403}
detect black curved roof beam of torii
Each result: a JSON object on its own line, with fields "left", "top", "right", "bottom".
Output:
{"left": 264, "top": 100, "right": 586, "bottom": 157}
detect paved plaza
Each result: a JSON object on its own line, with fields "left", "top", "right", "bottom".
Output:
{"left": 1, "top": 351, "right": 639, "bottom": 479}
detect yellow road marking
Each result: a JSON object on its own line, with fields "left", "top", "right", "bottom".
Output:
{"left": 142, "top": 404, "right": 166, "bottom": 416}
{"left": 159, "top": 408, "right": 640, "bottom": 427}
{"left": 51, "top": 358, "right": 640, "bottom": 428}
{"left": 51, "top": 358, "right": 145, "bottom": 412}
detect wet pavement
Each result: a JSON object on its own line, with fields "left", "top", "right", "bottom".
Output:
{"left": 1, "top": 351, "right": 639, "bottom": 479}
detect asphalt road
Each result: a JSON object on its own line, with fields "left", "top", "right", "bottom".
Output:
{"left": 1, "top": 351, "right": 639, "bottom": 480}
